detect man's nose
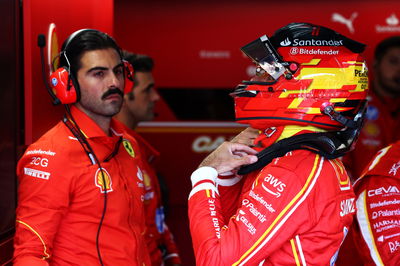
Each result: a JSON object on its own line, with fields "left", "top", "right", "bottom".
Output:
{"left": 151, "top": 89, "right": 160, "bottom": 102}
{"left": 108, "top": 72, "right": 122, "bottom": 88}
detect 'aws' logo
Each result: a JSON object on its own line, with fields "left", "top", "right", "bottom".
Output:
{"left": 261, "top": 174, "right": 286, "bottom": 198}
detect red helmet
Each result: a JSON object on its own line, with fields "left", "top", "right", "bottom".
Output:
{"left": 233, "top": 23, "right": 369, "bottom": 131}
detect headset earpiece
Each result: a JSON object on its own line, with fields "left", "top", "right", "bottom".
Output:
{"left": 48, "top": 29, "right": 94, "bottom": 105}
{"left": 49, "top": 66, "right": 80, "bottom": 104}
{"left": 50, "top": 29, "right": 128, "bottom": 104}
{"left": 123, "top": 60, "right": 134, "bottom": 94}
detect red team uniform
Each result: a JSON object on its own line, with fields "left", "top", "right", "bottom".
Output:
{"left": 14, "top": 106, "right": 151, "bottom": 265}
{"left": 189, "top": 139, "right": 356, "bottom": 265}
{"left": 128, "top": 129, "right": 181, "bottom": 265}
{"left": 351, "top": 140, "right": 400, "bottom": 265}
{"left": 188, "top": 23, "right": 369, "bottom": 265}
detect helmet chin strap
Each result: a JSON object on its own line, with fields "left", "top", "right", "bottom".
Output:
{"left": 238, "top": 103, "right": 367, "bottom": 175}
{"left": 252, "top": 127, "right": 281, "bottom": 151}
{"left": 320, "top": 102, "right": 364, "bottom": 129}
{"left": 238, "top": 128, "right": 354, "bottom": 175}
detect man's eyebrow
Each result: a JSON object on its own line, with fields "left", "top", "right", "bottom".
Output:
{"left": 144, "top": 83, "right": 155, "bottom": 91}
{"left": 113, "top": 62, "right": 124, "bottom": 71}
{"left": 87, "top": 66, "right": 108, "bottom": 73}
{"left": 87, "top": 63, "right": 124, "bottom": 74}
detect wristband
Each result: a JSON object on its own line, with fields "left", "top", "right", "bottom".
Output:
{"left": 190, "top": 166, "right": 218, "bottom": 187}
{"left": 188, "top": 182, "right": 219, "bottom": 199}
{"left": 216, "top": 176, "right": 243, "bottom": 186}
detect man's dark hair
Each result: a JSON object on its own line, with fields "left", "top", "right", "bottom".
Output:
{"left": 122, "top": 51, "right": 154, "bottom": 100}
{"left": 59, "top": 29, "right": 122, "bottom": 78}
{"left": 122, "top": 50, "right": 154, "bottom": 73}
{"left": 374, "top": 36, "right": 400, "bottom": 64}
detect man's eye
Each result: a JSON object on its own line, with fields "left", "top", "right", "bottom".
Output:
{"left": 94, "top": 71, "right": 104, "bottom": 77}
{"left": 115, "top": 68, "right": 124, "bottom": 75}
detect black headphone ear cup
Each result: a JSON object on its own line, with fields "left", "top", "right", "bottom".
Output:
{"left": 49, "top": 66, "right": 79, "bottom": 104}
{"left": 123, "top": 60, "right": 134, "bottom": 94}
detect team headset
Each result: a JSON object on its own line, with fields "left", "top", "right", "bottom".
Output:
{"left": 49, "top": 29, "right": 134, "bottom": 104}
{"left": 38, "top": 29, "right": 134, "bottom": 266}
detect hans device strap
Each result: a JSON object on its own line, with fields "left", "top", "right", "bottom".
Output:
{"left": 238, "top": 129, "right": 357, "bottom": 175}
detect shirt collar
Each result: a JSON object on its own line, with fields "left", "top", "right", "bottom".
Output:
{"left": 124, "top": 125, "right": 160, "bottom": 159}
{"left": 69, "top": 105, "right": 126, "bottom": 139}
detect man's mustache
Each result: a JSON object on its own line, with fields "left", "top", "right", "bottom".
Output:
{"left": 101, "top": 88, "right": 124, "bottom": 100}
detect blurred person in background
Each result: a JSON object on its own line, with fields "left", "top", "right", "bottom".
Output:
{"left": 350, "top": 139, "right": 400, "bottom": 265}
{"left": 343, "top": 36, "right": 400, "bottom": 181}
{"left": 115, "top": 51, "right": 181, "bottom": 266}
{"left": 337, "top": 36, "right": 400, "bottom": 266}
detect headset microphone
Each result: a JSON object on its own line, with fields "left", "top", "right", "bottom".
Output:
{"left": 38, "top": 34, "right": 61, "bottom": 105}
{"left": 37, "top": 34, "right": 46, "bottom": 48}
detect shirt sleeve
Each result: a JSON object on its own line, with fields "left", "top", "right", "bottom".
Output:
{"left": 216, "top": 174, "right": 245, "bottom": 224}
{"left": 160, "top": 223, "right": 182, "bottom": 265}
{"left": 188, "top": 161, "right": 318, "bottom": 265}
{"left": 13, "top": 147, "right": 72, "bottom": 264}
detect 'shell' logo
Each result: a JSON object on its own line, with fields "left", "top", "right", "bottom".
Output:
{"left": 95, "top": 168, "right": 113, "bottom": 193}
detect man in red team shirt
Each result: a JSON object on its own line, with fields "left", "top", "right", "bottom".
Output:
{"left": 188, "top": 23, "right": 369, "bottom": 265}
{"left": 115, "top": 51, "right": 181, "bottom": 266}
{"left": 336, "top": 36, "right": 400, "bottom": 266}
{"left": 343, "top": 36, "right": 400, "bottom": 180}
{"left": 14, "top": 29, "right": 151, "bottom": 265}
{"left": 349, "top": 140, "right": 400, "bottom": 265}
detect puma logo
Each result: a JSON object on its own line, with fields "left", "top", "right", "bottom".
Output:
{"left": 386, "top": 14, "right": 399, "bottom": 26}
{"left": 331, "top": 12, "right": 358, "bottom": 33}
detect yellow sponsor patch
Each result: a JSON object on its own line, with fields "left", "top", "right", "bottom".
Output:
{"left": 144, "top": 171, "right": 152, "bottom": 189}
{"left": 95, "top": 168, "right": 113, "bottom": 193}
{"left": 123, "top": 139, "right": 135, "bottom": 157}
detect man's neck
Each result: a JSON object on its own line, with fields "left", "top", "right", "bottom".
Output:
{"left": 75, "top": 104, "right": 112, "bottom": 136}
{"left": 95, "top": 117, "right": 112, "bottom": 136}
{"left": 114, "top": 106, "right": 138, "bottom": 130}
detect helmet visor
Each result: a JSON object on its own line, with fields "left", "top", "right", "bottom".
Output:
{"left": 241, "top": 35, "right": 286, "bottom": 80}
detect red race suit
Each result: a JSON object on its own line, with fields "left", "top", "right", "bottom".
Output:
{"left": 127, "top": 129, "right": 181, "bottom": 265}
{"left": 188, "top": 144, "right": 356, "bottom": 265}
{"left": 350, "top": 140, "right": 400, "bottom": 265}
{"left": 14, "top": 106, "right": 151, "bottom": 266}
{"left": 343, "top": 91, "right": 400, "bottom": 180}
